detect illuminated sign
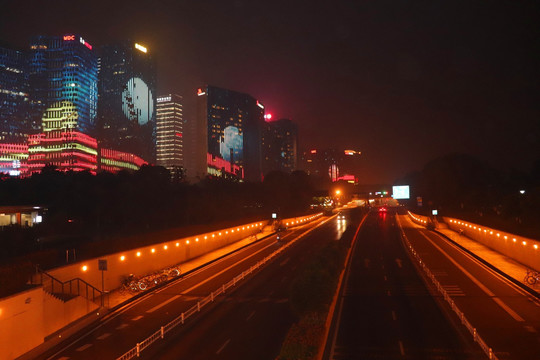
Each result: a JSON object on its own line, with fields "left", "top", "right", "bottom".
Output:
{"left": 63, "top": 35, "right": 75, "bottom": 41}
{"left": 344, "top": 150, "right": 360, "bottom": 156}
{"left": 197, "top": 88, "right": 206, "bottom": 96}
{"left": 256, "top": 100, "right": 265, "bottom": 109}
{"left": 135, "top": 43, "right": 147, "bottom": 53}
{"left": 310, "top": 149, "right": 317, "bottom": 154}
{"left": 79, "top": 37, "right": 92, "bottom": 50}
{"left": 392, "top": 185, "right": 410, "bottom": 200}
{"left": 176, "top": 132, "right": 183, "bottom": 137}
{"left": 157, "top": 96, "right": 171, "bottom": 103}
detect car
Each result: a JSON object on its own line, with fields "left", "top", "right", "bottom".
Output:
{"left": 337, "top": 212, "right": 345, "bottom": 220}
{"left": 378, "top": 207, "right": 387, "bottom": 212}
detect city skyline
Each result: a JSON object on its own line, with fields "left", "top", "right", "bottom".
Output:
{"left": 0, "top": 0, "right": 538, "bottom": 184}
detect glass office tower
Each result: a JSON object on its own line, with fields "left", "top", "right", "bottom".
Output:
{"left": 27, "top": 34, "right": 98, "bottom": 135}
{"left": 97, "top": 41, "right": 156, "bottom": 163}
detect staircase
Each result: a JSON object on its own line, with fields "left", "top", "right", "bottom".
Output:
{"left": 30, "top": 267, "right": 103, "bottom": 305}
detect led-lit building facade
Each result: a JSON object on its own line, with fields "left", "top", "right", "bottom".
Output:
{"left": 27, "top": 35, "right": 98, "bottom": 135}
{"left": 262, "top": 118, "right": 298, "bottom": 175}
{"left": 100, "top": 148, "right": 147, "bottom": 173}
{"left": 193, "top": 86, "right": 264, "bottom": 182}
{"left": 97, "top": 41, "right": 156, "bottom": 163}
{"left": 0, "top": 143, "right": 28, "bottom": 177}
{"left": 0, "top": 45, "right": 30, "bottom": 142}
{"left": 27, "top": 130, "right": 98, "bottom": 175}
{"left": 156, "top": 94, "right": 183, "bottom": 176}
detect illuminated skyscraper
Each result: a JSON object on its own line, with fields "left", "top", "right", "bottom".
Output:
{"left": 262, "top": 118, "right": 298, "bottom": 175}
{"left": 193, "top": 85, "right": 264, "bottom": 182}
{"left": 27, "top": 35, "right": 98, "bottom": 135}
{"left": 0, "top": 45, "right": 29, "bottom": 142}
{"left": 97, "top": 41, "right": 156, "bottom": 162}
{"left": 156, "top": 94, "right": 184, "bottom": 177}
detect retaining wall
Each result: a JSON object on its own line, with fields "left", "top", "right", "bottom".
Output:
{"left": 443, "top": 216, "right": 540, "bottom": 272}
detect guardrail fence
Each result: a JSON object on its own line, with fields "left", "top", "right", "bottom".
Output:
{"left": 400, "top": 216, "right": 499, "bottom": 360}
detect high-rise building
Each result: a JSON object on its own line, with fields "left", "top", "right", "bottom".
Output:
{"left": 193, "top": 86, "right": 264, "bottom": 182}
{"left": 262, "top": 118, "right": 298, "bottom": 175}
{"left": 301, "top": 148, "right": 361, "bottom": 181}
{"left": 97, "top": 41, "right": 156, "bottom": 163}
{"left": 27, "top": 35, "right": 98, "bottom": 135}
{"left": 156, "top": 94, "right": 183, "bottom": 177}
{"left": 0, "top": 45, "right": 30, "bottom": 142}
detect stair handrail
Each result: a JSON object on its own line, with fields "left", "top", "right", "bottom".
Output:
{"left": 31, "top": 266, "right": 103, "bottom": 304}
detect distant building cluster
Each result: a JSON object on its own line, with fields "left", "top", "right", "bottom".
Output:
{"left": 0, "top": 33, "right": 302, "bottom": 181}
{"left": 300, "top": 148, "right": 362, "bottom": 183}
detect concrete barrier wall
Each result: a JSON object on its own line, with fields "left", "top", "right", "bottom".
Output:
{"left": 42, "top": 292, "right": 99, "bottom": 337}
{"left": 43, "top": 220, "right": 270, "bottom": 292}
{"left": 281, "top": 213, "right": 322, "bottom": 229}
{"left": 442, "top": 216, "right": 540, "bottom": 272}
{"left": 0, "top": 287, "right": 44, "bottom": 360}
{"left": 407, "top": 211, "right": 430, "bottom": 226}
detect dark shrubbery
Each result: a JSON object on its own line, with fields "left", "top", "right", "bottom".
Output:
{"left": 279, "top": 226, "right": 356, "bottom": 359}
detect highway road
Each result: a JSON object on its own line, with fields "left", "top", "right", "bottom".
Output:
{"left": 324, "top": 207, "right": 540, "bottom": 360}
{"left": 399, "top": 211, "right": 540, "bottom": 359}
{"left": 136, "top": 210, "right": 361, "bottom": 359}
{"left": 324, "top": 207, "right": 481, "bottom": 359}
{"left": 39, "top": 212, "right": 348, "bottom": 360}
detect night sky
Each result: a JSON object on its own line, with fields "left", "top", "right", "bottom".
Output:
{"left": 1, "top": 0, "right": 538, "bottom": 184}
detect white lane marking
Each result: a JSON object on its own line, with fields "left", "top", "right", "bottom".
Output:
{"left": 246, "top": 310, "right": 256, "bottom": 321}
{"left": 383, "top": 275, "right": 387, "bottom": 281}
{"left": 280, "top": 257, "right": 290, "bottom": 266}
{"left": 57, "top": 357, "right": 70, "bottom": 360}
{"left": 116, "top": 323, "right": 128, "bottom": 330}
{"left": 364, "top": 258, "right": 370, "bottom": 268}
{"left": 146, "top": 295, "right": 181, "bottom": 313}
{"left": 419, "top": 232, "right": 525, "bottom": 322}
{"left": 76, "top": 343, "right": 92, "bottom": 352}
{"left": 182, "top": 240, "right": 278, "bottom": 295}
{"left": 387, "top": 290, "right": 391, "bottom": 296}
{"left": 524, "top": 325, "right": 537, "bottom": 333}
{"left": 216, "top": 338, "right": 231, "bottom": 354}
{"left": 131, "top": 315, "right": 144, "bottom": 321}
{"left": 96, "top": 333, "right": 111, "bottom": 340}
{"left": 398, "top": 340, "right": 405, "bottom": 356}
{"left": 392, "top": 311, "right": 397, "bottom": 321}
{"left": 395, "top": 258, "right": 402, "bottom": 268}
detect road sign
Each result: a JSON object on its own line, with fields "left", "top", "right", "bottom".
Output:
{"left": 98, "top": 259, "right": 108, "bottom": 271}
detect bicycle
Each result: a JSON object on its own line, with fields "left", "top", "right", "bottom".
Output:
{"left": 119, "top": 274, "right": 141, "bottom": 294}
{"left": 524, "top": 269, "right": 539, "bottom": 286}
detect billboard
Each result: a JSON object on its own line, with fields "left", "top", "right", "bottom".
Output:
{"left": 392, "top": 185, "right": 410, "bottom": 199}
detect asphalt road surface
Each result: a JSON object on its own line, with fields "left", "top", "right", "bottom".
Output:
{"left": 325, "top": 207, "right": 540, "bottom": 360}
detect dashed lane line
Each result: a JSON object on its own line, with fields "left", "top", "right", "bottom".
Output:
{"left": 146, "top": 295, "right": 181, "bottom": 313}
{"left": 96, "top": 333, "right": 111, "bottom": 340}
{"left": 75, "top": 343, "right": 92, "bottom": 352}
{"left": 216, "top": 339, "right": 231, "bottom": 354}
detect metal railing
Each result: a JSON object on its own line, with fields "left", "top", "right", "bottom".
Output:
{"left": 31, "top": 267, "right": 103, "bottom": 304}
{"left": 400, "top": 216, "right": 499, "bottom": 360}
{"left": 116, "top": 216, "right": 327, "bottom": 360}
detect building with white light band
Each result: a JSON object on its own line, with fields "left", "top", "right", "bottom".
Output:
{"left": 156, "top": 94, "right": 184, "bottom": 176}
